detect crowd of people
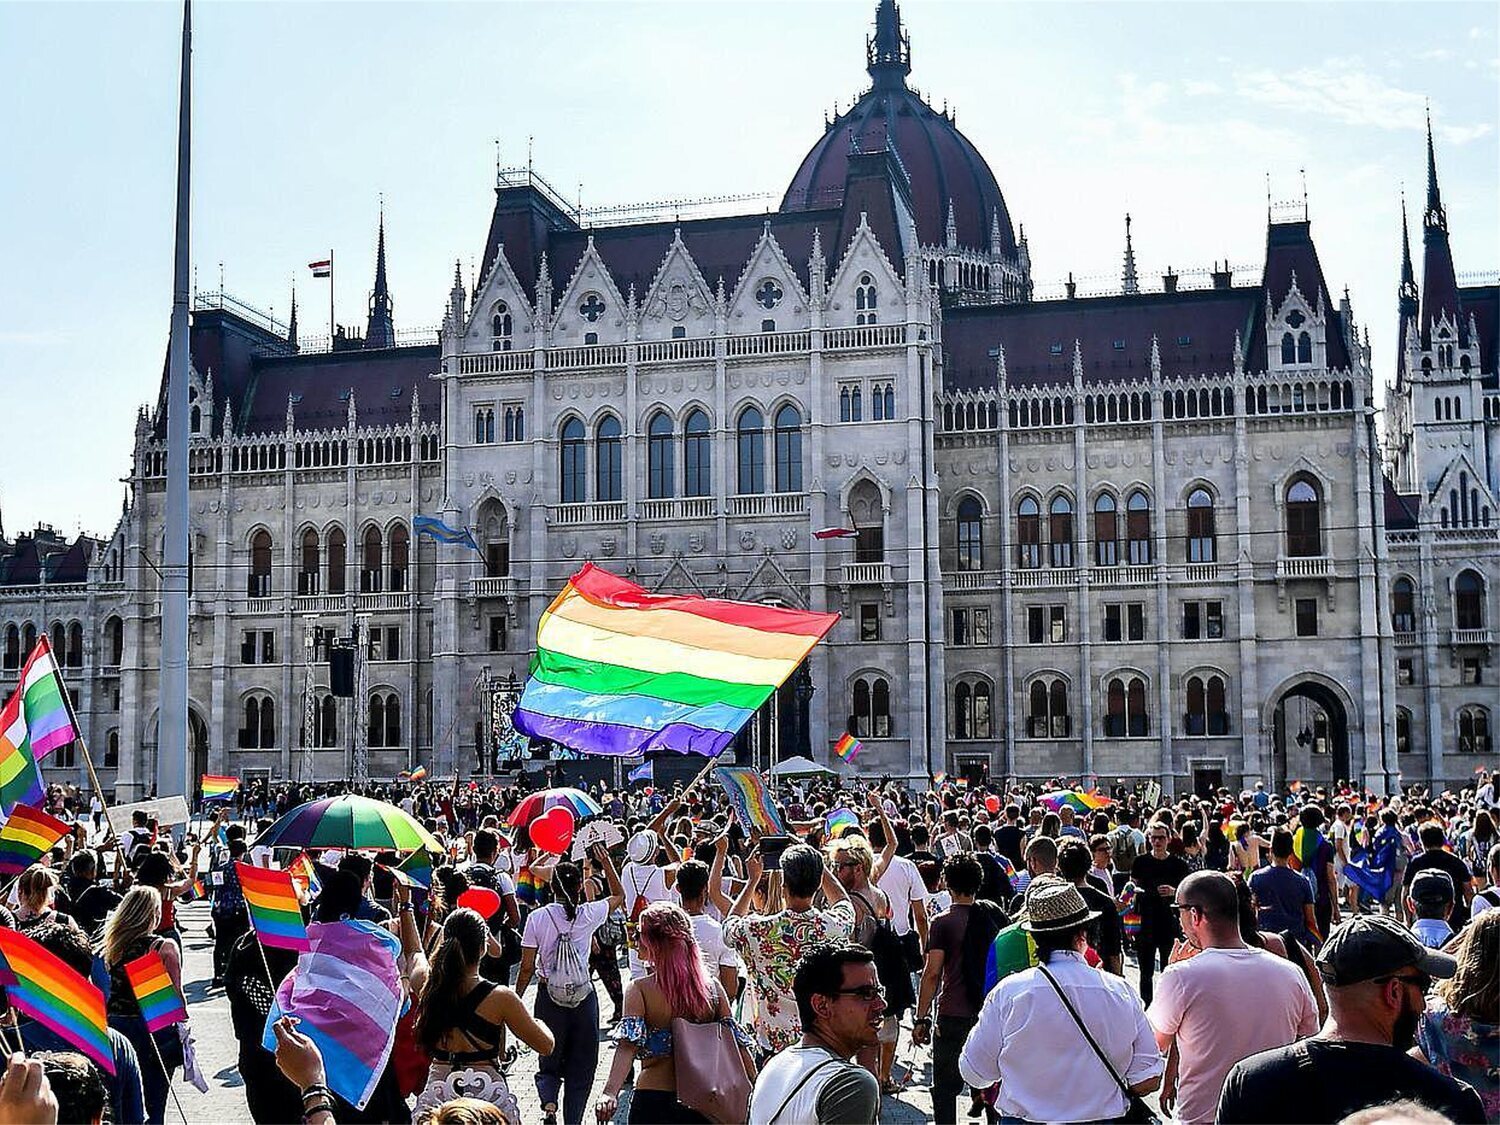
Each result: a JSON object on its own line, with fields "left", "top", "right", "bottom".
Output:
{"left": 0, "top": 768, "right": 1495, "bottom": 1125}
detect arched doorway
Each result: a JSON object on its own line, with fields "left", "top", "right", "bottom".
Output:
{"left": 1271, "top": 680, "right": 1349, "bottom": 791}
{"left": 189, "top": 709, "right": 209, "bottom": 785}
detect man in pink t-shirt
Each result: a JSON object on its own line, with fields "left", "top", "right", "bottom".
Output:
{"left": 1147, "top": 871, "right": 1319, "bottom": 1125}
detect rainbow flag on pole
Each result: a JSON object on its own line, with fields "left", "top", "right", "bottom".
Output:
{"left": 0, "top": 804, "right": 70, "bottom": 875}
{"left": 286, "top": 852, "right": 322, "bottom": 899}
{"left": 833, "top": 732, "right": 862, "bottom": 763}
{"left": 237, "top": 862, "right": 310, "bottom": 952}
{"left": 201, "top": 774, "right": 239, "bottom": 801}
{"left": 124, "top": 948, "right": 187, "bottom": 1032}
{"left": 0, "top": 927, "right": 114, "bottom": 1075}
{"left": 713, "top": 765, "right": 786, "bottom": 834}
{"left": 15, "top": 639, "right": 79, "bottom": 761}
{"left": 514, "top": 564, "right": 838, "bottom": 757}
{"left": 0, "top": 691, "right": 44, "bottom": 816}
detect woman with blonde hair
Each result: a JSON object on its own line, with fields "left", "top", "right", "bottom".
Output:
{"left": 101, "top": 886, "right": 183, "bottom": 1123}
{"left": 595, "top": 901, "right": 754, "bottom": 1124}
{"left": 1416, "top": 910, "right": 1499, "bottom": 1119}
{"left": 16, "top": 866, "right": 79, "bottom": 935}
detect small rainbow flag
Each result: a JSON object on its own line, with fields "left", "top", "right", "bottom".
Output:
{"left": 237, "top": 862, "right": 309, "bottom": 952}
{"left": 407, "top": 765, "right": 429, "bottom": 783}
{"left": 833, "top": 732, "right": 862, "bottom": 763}
{"left": 515, "top": 865, "right": 541, "bottom": 908}
{"left": 825, "top": 808, "right": 860, "bottom": 838}
{"left": 124, "top": 948, "right": 187, "bottom": 1032}
{"left": 286, "top": 852, "right": 322, "bottom": 899}
{"left": 713, "top": 765, "right": 786, "bottom": 835}
{"left": 201, "top": 774, "right": 239, "bottom": 801}
{"left": 515, "top": 563, "right": 838, "bottom": 757}
{"left": 0, "top": 927, "right": 114, "bottom": 1075}
{"left": 933, "top": 771, "right": 948, "bottom": 787}
{"left": 394, "top": 848, "right": 433, "bottom": 890}
{"left": 184, "top": 875, "right": 207, "bottom": 902}
{"left": 0, "top": 804, "right": 70, "bottom": 875}
{"left": 1040, "top": 790, "right": 1113, "bottom": 815}
{"left": 1290, "top": 826, "right": 1325, "bottom": 873}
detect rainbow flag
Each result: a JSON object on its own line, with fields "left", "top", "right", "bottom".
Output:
{"left": 0, "top": 927, "right": 114, "bottom": 1075}
{"left": 286, "top": 852, "right": 322, "bottom": 899}
{"left": 933, "top": 771, "right": 948, "bottom": 787}
{"left": 237, "top": 861, "right": 309, "bottom": 951}
{"left": 833, "top": 732, "right": 862, "bottom": 763}
{"left": 0, "top": 804, "right": 70, "bottom": 875}
{"left": 1289, "top": 826, "right": 1326, "bottom": 874}
{"left": 392, "top": 848, "right": 433, "bottom": 890}
{"left": 0, "top": 691, "right": 43, "bottom": 817}
{"left": 1040, "top": 789, "right": 1113, "bottom": 815}
{"left": 124, "top": 948, "right": 187, "bottom": 1032}
{"left": 201, "top": 774, "right": 239, "bottom": 801}
{"left": 407, "top": 765, "right": 429, "bottom": 783}
{"left": 514, "top": 564, "right": 838, "bottom": 757}
{"left": 825, "top": 808, "right": 860, "bottom": 838}
{"left": 15, "top": 639, "right": 79, "bottom": 761}
{"left": 515, "top": 865, "right": 540, "bottom": 908}
{"left": 713, "top": 765, "right": 786, "bottom": 834}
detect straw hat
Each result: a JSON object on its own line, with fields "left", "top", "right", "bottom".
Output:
{"left": 1020, "top": 875, "right": 1101, "bottom": 933}
{"left": 626, "top": 829, "right": 660, "bottom": 864}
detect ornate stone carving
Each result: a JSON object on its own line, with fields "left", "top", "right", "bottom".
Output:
{"left": 739, "top": 529, "right": 756, "bottom": 551}
{"left": 600, "top": 535, "right": 617, "bottom": 557}
{"left": 649, "top": 533, "right": 666, "bottom": 555}
{"left": 780, "top": 527, "right": 797, "bottom": 550}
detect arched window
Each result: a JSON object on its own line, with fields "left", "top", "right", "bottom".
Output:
{"left": 851, "top": 675, "right": 891, "bottom": 738}
{"left": 1185, "top": 675, "right": 1206, "bottom": 736}
{"left": 1105, "top": 675, "right": 1149, "bottom": 737}
{"left": 684, "top": 409, "right": 711, "bottom": 498}
{"left": 840, "top": 387, "right": 851, "bottom": 422}
{"left": 850, "top": 386, "right": 863, "bottom": 421}
{"left": 1026, "top": 678, "right": 1070, "bottom": 738}
{"left": 103, "top": 617, "right": 122, "bottom": 667}
{"left": 1454, "top": 569, "right": 1485, "bottom": 630}
{"left": 1206, "top": 675, "right": 1228, "bottom": 735}
{"left": 1285, "top": 477, "right": 1322, "bottom": 557}
{"left": 386, "top": 693, "right": 402, "bottom": 748}
{"left": 105, "top": 730, "right": 119, "bottom": 768}
{"left": 956, "top": 496, "right": 983, "bottom": 571}
{"left": 774, "top": 404, "right": 803, "bottom": 493}
{"left": 1094, "top": 494, "right": 1118, "bottom": 567}
{"left": 21, "top": 624, "right": 35, "bottom": 657}
{"left": 50, "top": 622, "right": 65, "bottom": 662}
{"left": 248, "top": 530, "right": 273, "bottom": 597}
{"left": 1280, "top": 332, "right": 1296, "bottom": 365}
{"left": 1048, "top": 495, "right": 1074, "bottom": 568}
{"left": 883, "top": 384, "right": 895, "bottom": 420}
{"left": 736, "top": 407, "right": 765, "bottom": 494}
{"left": 1297, "top": 332, "right": 1312, "bottom": 364}
{"left": 855, "top": 273, "right": 878, "bottom": 325}
{"left": 648, "top": 411, "right": 675, "bottom": 499}
{"left": 1125, "top": 490, "right": 1152, "bottom": 565}
{"left": 316, "top": 694, "right": 337, "bottom": 747}
{"left": 1391, "top": 577, "right": 1416, "bottom": 633}
{"left": 1187, "top": 488, "right": 1216, "bottom": 562}
{"left": 972, "top": 681, "right": 991, "bottom": 738}
{"left": 1128, "top": 677, "right": 1148, "bottom": 736}
{"left": 595, "top": 415, "right": 622, "bottom": 502}
{"left": 505, "top": 405, "right": 526, "bottom": 442}
{"left": 326, "top": 526, "right": 346, "bottom": 595}
{"left": 66, "top": 622, "right": 83, "bottom": 668}
{"left": 299, "top": 528, "right": 321, "bottom": 595}
{"left": 369, "top": 691, "right": 401, "bottom": 748}
{"left": 361, "top": 526, "right": 383, "bottom": 593}
{"left": 2, "top": 625, "right": 18, "bottom": 670}
{"left": 491, "top": 302, "right": 512, "bottom": 350}
{"left": 954, "top": 683, "right": 971, "bottom": 740}
{"left": 1457, "top": 706, "right": 1491, "bottom": 754}
{"left": 1395, "top": 707, "right": 1412, "bottom": 754}
{"left": 1105, "top": 678, "right": 1126, "bottom": 737}
{"left": 1017, "top": 497, "right": 1041, "bottom": 568}
{"left": 369, "top": 693, "right": 385, "bottom": 748}
{"left": 560, "top": 417, "right": 587, "bottom": 503}
{"left": 389, "top": 523, "right": 409, "bottom": 593}
{"left": 241, "top": 696, "right": 275, "bottom": 750}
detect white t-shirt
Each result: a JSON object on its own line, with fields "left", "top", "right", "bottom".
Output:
{"left": 1331, "top": 819, "right": 1350, "bottom": 872}
{"left": 521, "top": 900, "right": 610, "bottom": 979}
{"left": 876, "top": 855, "right": 930, "bottom": 937}
{"left": 690, "top": 912, "right": 738, "bottom": 975}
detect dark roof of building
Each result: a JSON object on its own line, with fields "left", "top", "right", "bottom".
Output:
{"left": 1460, "top": 283, "right": 1498, "bottom": 388}
{"left": 241, "top": 345, "right": 440, "bottom": 435}
{"left": 1384, "top": 477, "right": 1420, "bottom": 531}
{"left": 0, "top": 528, "right": 98, "bottom": 587}
{"left": 1245, "top": 219, "right": 1353, "bottom": 373}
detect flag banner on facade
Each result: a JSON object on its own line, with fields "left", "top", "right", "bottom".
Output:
{"left": 0, "top": 928, "right": 114, "bottom": 1075}
{"left": 514, "top": 563, "right": 838, "bottom": 758}
{"left": 813, "top": 527, "right": 858, "bottom": 539}
{"left": 0, "top": 804, "right": 70, "bottom": 875}
{"left": 308, "top": 259, "right": 331, "bottom": 277}
{"left": 413, "top": 516, "right": 481, "bottom": 552}
{"left": 125, "top": 948, "right": 188, "bottom": 1032}
{"left": 713, "top": 765, "right": 786, "bottom": 835}
{"left": 262, "top": 919, "right": 404, "bottom": 1111}
{"left": 627, "top": 760, "right": 653, "bottom": 783}
{"left": 833, "top": 732, "right": 862, "bottom": 762}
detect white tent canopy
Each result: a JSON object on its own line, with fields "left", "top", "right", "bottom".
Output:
{"left": 768, "top": 755, "right": 835, "bottom": 778}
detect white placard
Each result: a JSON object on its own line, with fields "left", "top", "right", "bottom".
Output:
{"left": 105, "top": 796, "right": 192, "bottom": 837}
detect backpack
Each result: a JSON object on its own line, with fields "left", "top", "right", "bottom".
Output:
{"left": 544, "top": 906, "right": 593, "bottom": 1008}
{"left": 851, "top": 889, "right": 914, "bottom": 1013}
{"left": 1110, "top": 826, "right": 1139, "bottom": 874}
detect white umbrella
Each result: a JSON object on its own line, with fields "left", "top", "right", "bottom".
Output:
{"left": 768, "top": 755, "right": 835, "bottom": 778}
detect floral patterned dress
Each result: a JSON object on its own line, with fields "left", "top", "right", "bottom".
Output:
{"left": 1418, "top": 1000, "right": 1499, "bottom": 1122}
{"left": 724, "top": 902, "right": 853, "bottom": 1053}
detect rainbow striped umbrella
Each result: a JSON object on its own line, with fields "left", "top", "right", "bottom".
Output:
{"left": 506, "top": 787, "right": 602, "bottom": 827}
{"left": 254, "top": 794, "right": 441, "bottom": 852}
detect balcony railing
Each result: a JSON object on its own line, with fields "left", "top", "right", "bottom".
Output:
{"left": 1450, "top": 628, "right": 1494, "bottom": 646}
{"left": 547, "top": 343, "right": 630, "bottom": 370}
{"left": 725, "top": 330, "right": 811, "bottom": 358}
{"left": 638, "top": 497, "right": 717, "bottom": 521}
{"left": 637, "top": 338, "right": 716, "bottom": 364}
{"left": 1393, "top": 631, "right": 1418, "bottom": 647}
{"left": 356, "top": 592, "right": 413, "bottom": 612}
{"left": 1011, "top": 568, "right": 1074, "bottom": 588}
{"left": 842, "top": 562, "right": 892, "bottom": 585}
{"left": 469, "top": 576, "right": 521, "bottom": 601}
{"left": 1276, "top": 555, "right": 1332, "bottom": 580}
{"left": 294, "top": 594, "right": 348, "bottom": 613}
{"left": 823, "top": 324, "right": 905, "bottom": 350}
{"left": 244, "top": 597, "right": 279, "bottom": 615}
{"left": 549, "top": 501, "right": 628, "bottom": 526}
{"left": 944, "top": 570, "right": 1000, "bottom": 590}
{"left": 1181, "top": 563, "right": 1225, "bottom": 583}
{"left": 458, "top": 350, "right": 533, "bottom": 376}
{"left": 1089, "top": 565, "right": 1157, "bottom": 587}
{"left": 728, "top": 492, "right": 807, "bottom": 517}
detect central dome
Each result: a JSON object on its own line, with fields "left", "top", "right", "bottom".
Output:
{"left": 780, "top": 0, "right": 1016, "bottom": 257}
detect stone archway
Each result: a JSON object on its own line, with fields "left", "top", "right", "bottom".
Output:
{"left": 1270, "top": 680, "right": 1349, "bottom": 792}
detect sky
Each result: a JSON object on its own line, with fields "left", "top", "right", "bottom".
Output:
{"left": 1, "top": 0, "right": 1496, "bottom": 539}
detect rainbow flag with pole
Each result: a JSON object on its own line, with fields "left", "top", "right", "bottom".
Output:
{"left": 833, "top": 732, "right": 862, "bottom": 763}
{"left": 0, "top": 804, "right": 70, "bottom": 875}
{"left": 286, "top": 852, "right": 322, "bottom": 899}
{"left": 0, "top": 927, "right": 114, "bottom": 1074}
{"left": 124, "top": 947, "right": 187, "bottom": 1032}
{"left": 0, "top": 637, "right": 82, "bottom": 816}
{"left": 237, "top": 862, "right": 310, "bottom": 951}
{"left": 514, "top": 564, "right": 838, "bottom": 757}
{"left": 713, "top": 765, "right": 786, "bottom": 834}
{"left": 201, "top": 774, "right": 239, "bottom": 802}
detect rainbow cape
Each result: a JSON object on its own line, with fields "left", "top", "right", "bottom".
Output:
{"left": 124, "top": 948, "right": 187, "bottom": 1032}
{"left": 514, "top": 564, "right": 838, "bottom": 757}
{"left": 201, "top": 774, "right": 239, "bottom": 801}
{"left": 713, "top": 765, "right": 786, "bottom": 834}
{"left": 0, "top": 927, "right": 114, "bottom": 1074}
{"left": 0, "top": 804, "right": 70, "bottom": 875}
{"left": 833, "top": 732, "right": 862, "bottom": 762}
{"left": 238, "top": 862, "right": 310, "bottom": 951}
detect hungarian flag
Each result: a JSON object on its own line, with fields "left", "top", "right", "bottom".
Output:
{"left": 308, "top": 259, "right": 332, "bottom": 278}
{"left": 813, "top": 527, "right": 858, "bottom": 540}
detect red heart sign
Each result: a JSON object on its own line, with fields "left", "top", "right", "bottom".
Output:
{"left": 531, "top": 805, "right": 576, "bottom": 855}
{"left": 457, "top": 886, "right": 502, "bottom": 920}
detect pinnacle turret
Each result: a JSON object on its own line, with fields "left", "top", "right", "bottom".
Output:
{"left": 866, "top": 0, "right": 911, "bottom": 88}
{"left": 1121, "top": 214, "right": 1139, "bottom": 295}
{"left": 365, "top": 206, "right": 396, "bottom": 349}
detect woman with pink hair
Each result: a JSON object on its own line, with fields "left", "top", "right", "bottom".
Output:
{"left": 594, "top": 901, "right": 756, "bottom": 1124}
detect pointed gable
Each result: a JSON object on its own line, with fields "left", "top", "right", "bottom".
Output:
{"left": 827, "top": 212, "right": 904, "bottom": 327}
{"left": 636, "top": 231, "right": 715, "bottom": 340}
{"left": 553, "top": 236, "right": 629, "bottom": 345}
{"left": 466, "top": 244, "right": 536, "bottom": 352}
{"left": 1428, "top": 452, "right": 1496, "bottom": 530}
{"left": 726, "top": 224, "right": 811, "bottom": 333}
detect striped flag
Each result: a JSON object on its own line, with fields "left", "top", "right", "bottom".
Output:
{"left": 237, "top": 862, "right": 309, "bottom": 952}
{"left": 124, "top": 948, "right": 187, "bottom": 1032}
{"left": 308, "top": 259, "right": 331, "bottom": 277}
{"left": 833, "top": 732, "right": 862, "bottom": 762}
{"left": 286, "top": 852, "right": 322, "bottom": 899}
{"left": 16, "top": 638, "right": 79, "bottom": 761}
{"left": 627, "top": 760, "right": 653, "bottom": 784}
{"left": 713, "top": 765, "right": 786, "bottom": 835}
{"left": 413, "top": 516, "right": 480, "bottom": 553}
{"left": 0, "top": 805, "right": 70, "bottom": 875}
{"left": 0, "top": 928, "right": 114, "bottom": 1075}
{"left": 201, "top": 774, "right": 239, "bottom": 802}
{"left": 515, "top": 564, "right": 837, "bottom": 758}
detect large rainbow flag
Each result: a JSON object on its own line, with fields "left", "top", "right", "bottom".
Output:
{"left": 0, "top": 927, "right": 114, "bottom": 1075}
{"left": 0, "top": 804, "right": 71, "bottom": 875}
{"left": 0, "top": 638, "right": 82, "bottom": 816}
{"left": 514, "top": 564, "right": 838, "bottom": 757}
{"left": 713, "top": 766, "right": 786, "bottom": 835}
{"left": 1040, "top": 789, "right": 1113, "bottom": 815}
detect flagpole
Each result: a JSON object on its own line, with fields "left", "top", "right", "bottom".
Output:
{"left": 328, "top": 248, "right": 335, "bottom": 342}
{"left": 144, "top": 1029, "right": 190, "bottom": 1125}
{"left": 48, "top": 647, "right": 120, "bottom": 847}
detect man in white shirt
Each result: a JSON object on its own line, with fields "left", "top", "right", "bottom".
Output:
{"left": 1147, "top": 871, "right": 1319, "bottom": 1125}
{"left": 1332, "top": 803, "right": 1357, "bottom": 916}
{"left": 620, "top": 829, "right": 680, "bottom": 979}
{"left": 676, "top": 858, "right": 737, "bottom": 997}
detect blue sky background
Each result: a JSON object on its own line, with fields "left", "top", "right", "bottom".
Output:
{"left": 1, "top": 1, "right": 1495, "bottom": 538}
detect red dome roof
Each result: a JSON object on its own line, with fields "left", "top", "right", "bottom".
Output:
{"left": 780, "top": 2, "right": 1016, "bottom": 257}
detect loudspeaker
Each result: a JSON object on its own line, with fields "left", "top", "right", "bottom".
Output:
{"left": 328, "top": 647, "right": 354, "bottom": 697}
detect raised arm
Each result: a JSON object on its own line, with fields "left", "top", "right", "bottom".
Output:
{"left": 869, "top": 790, "right": 897, "bottom": 882}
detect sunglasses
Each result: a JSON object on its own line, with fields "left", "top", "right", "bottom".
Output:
{"left": 1375, "top": 971, "right": 1433, "bottom": 993}
{"left": 833, "top": 984, "right": 886, "bottom": 1003}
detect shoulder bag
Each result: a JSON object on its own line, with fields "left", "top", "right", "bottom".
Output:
{"left": 1036, "top": 963, "right": 1160, "bottom": 1125}
{"left": 671, "top": 984, "right": 752, "bottom": 1125}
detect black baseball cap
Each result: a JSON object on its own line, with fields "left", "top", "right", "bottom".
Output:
{"left": 1316, "top": 914, "right": 1457, "bottom": 986}
{"left": 1409, "top": 869, "right": 1455, "bottom": 903}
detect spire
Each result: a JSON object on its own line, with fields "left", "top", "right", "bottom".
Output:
{"left": 1121, "top": 213, "right": 1139, "bottom": 295}
{"left": 287, "top": 280, "right": 298, "bottom": 348}
{"left": 866, "top": 0, "right": 910, "bottom": 88}
{"left": 365, "top": 204, "right": 396, "bottom": 349}
{"left": 945, "top": 200, "right": 957, "bottom": 248}
{"left": 1418, "top": 116, "right": 1460, "bottom": 344}
{"left": 1424, "top": 107, "right": 1446, "bottom": 232}
{"left": 1398, "top": 196, "right": 1417, "bottom": 316}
